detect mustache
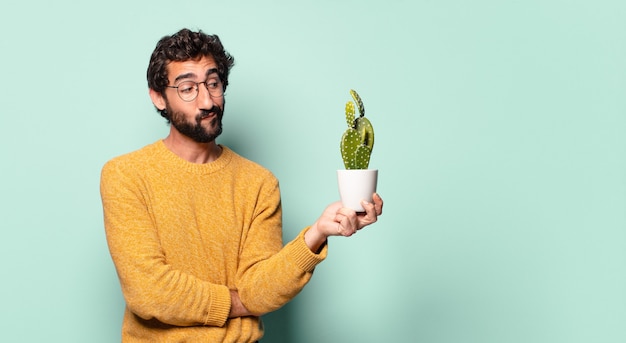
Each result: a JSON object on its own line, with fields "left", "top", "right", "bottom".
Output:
{"left": 197, "top": 105, "right": 223, "bottom": 120}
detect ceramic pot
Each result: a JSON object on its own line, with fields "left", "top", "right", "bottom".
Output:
{"left": 337, "top": 169, "right": 378, "bottom": 212}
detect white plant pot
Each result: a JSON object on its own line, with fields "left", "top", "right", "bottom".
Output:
{"left": 337, "top": 169, "right": 378, "bottom": 212}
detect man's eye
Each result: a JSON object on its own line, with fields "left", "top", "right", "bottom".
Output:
{"left": 207, "top": 82, "right": 219, "bottom": 89}
{"left": 179, "top": 84, "right": 195, "bottom": 93}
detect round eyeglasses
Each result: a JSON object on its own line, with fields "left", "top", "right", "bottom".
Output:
{"left": 166, "top": 79, "right": 224, "bottom": 102}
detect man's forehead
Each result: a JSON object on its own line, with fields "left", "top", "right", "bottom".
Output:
{"left": 167, "top": 56, "right": 218, "bottom": 80}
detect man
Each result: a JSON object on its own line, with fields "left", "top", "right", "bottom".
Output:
{"left": 100, "top": 28, "right": 383, "bottom": 342}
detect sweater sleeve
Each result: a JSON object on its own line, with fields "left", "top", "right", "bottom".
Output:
{"left": 235, "top": 176, "right": 328, "bottom": 314}
{"left": 100, "top": 160, "right": 231, "bottom": 327}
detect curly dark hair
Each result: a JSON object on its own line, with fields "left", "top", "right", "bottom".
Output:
{"left": 147, "top": 28, "right": 235, "bottom": 120}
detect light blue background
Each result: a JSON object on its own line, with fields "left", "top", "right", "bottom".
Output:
{"left": 1, "top": 1, "right": 625, "bottom": 342}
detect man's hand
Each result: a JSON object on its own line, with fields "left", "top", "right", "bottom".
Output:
{"left": 228, "top": 290, "right": 253, "bottom": 318}
{"left": 305, "top": 193, "right": 383, "bottom": 251}
{"left": 353, "top": 192, "right": 384, "bottom": 231}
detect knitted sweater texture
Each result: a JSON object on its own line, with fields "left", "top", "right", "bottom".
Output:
{"left": 100, "top": 141, "right": 327, "bottom": 342}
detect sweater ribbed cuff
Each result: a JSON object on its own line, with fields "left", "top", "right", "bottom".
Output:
{"left": 285, "top": 227, "right": 328, "bottom": 272}
{"left": 204, "top": 285, "right": 231, "bottom": 327}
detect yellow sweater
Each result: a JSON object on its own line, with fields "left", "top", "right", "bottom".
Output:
{"left": 100, "top": 141, "right": 327, "bottom": 342}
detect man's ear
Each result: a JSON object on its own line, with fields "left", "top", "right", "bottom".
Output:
{"left": 149, "top": 88, "right": 166, "bottom": 111}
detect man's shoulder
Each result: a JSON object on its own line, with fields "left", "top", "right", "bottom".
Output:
{"left": 223, "top": 146, "right": 276, "bottom": 179}
{"left": 102, "top": 141, "right": 160, "bottom": 173}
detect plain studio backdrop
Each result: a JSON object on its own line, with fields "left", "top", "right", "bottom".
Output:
{"left": 1, "top": 1, "right": 625, "bottom": 342}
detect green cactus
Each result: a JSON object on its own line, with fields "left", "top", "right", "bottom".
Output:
{"left": 340, "top": 89, "right": 374, "bottom": 169}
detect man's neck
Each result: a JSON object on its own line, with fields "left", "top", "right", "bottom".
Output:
{"left": 162, "top": 133, "right": 222, "bottom": 164}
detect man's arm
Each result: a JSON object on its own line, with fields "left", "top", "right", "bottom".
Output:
{"left": 234, "top": 177, "right": 383, "bottom": 316}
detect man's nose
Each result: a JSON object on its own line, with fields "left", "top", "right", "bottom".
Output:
{"left": 196, "top": 83, "right": 215, "bottom": 109}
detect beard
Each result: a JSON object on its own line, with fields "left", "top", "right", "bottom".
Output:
{"left": 168, "top": 104, "right": 224, "bottom": 143}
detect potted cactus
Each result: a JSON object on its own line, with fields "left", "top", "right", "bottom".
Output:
{"left": 337, "top": 89, "right": 378, "bottom": 212}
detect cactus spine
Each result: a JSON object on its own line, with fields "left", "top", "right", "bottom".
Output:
{"left": 340, "top": 89, "right": 374, "bottom": 169}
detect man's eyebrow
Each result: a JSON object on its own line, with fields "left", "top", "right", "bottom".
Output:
{"left": 173, "top": 72, "right": 196, "bottom": 84}
{"left": 205, "top": 68, "right": 219, "bottom": 78}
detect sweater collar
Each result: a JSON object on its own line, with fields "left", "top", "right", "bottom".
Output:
{"left": 155, "top": 140, "right": 233, "bottom": 175}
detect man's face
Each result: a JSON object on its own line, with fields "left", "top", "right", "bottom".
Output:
{"left": 159, "top": 55, "right": 225, "bottom": 143}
